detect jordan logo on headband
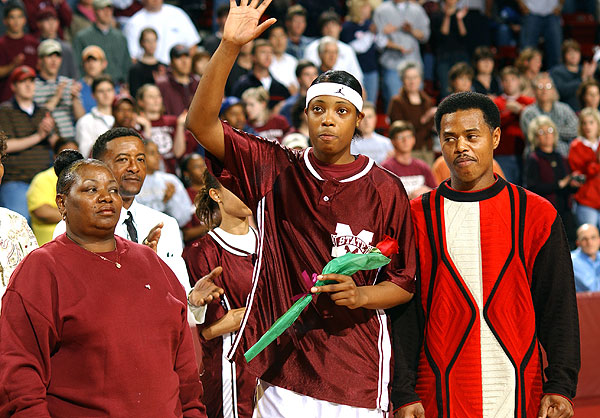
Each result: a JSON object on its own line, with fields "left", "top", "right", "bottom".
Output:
{"left": 305, "top": 82, "right": 363, "bottom": 111}
{"left": 335, "top": 88, "right": 344, "bottom": 96}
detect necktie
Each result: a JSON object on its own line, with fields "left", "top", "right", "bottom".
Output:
{"left": 124, "top": 211, "right": 138, "bottom": 243}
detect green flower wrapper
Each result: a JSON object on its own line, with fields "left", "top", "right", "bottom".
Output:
{"left": 244, "top": 249, "right": 392, "bottom": 363}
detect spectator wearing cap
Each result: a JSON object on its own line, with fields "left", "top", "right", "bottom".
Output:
{"left": 37, "top": 6, "right": 79, "bottom": 80}
{"left": 72, "top": 0, "right": 131, "bottom": 86}
{"left": 123, "top": 0, "right": 200, "bottom": 64}
{"left": 128, "top": 27, "right": 166, "bottom": 98}
{"left": 303, "top": 11, "right": 363, "bottom": 86}
{"left": 75, "top": 74, "right": 115, "bottom": 157}
{"left": 111, "top": 93, "right": 152, "bottom": 140}
{"left": 284, "top": 5, "right": 313, "bottom": 59}
{"left": 78, "top": 45, "right": 112, "bottom": 112}
{"left": 232, "top": 39, "right": 291, "bottom": 109}
{"left": 155, "top": 44, "right": 199, "bottom": 116}
{"left": 0, "top": 65, "right": 56, "bottom": 220}
{"left": 219, "top": 96, "right": 255, "bottom": 133}
{"left": 0, "top": 2, "right": 38, "bottom": 102}
{"left": 34, "top": 39, "right": 85, "bottom": 140}
{"left": 24, "top": 0, "right": 72, "bottom": 40}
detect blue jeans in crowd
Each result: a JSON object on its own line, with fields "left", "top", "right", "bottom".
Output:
{"left": 519, "top": 14, "right": 562, "bottom": 69}
{"left": 575, "top": 203, "right": 600, "bottom": 229}
{"left": 382, "top": 68, "right": 403, "bottom": 113}
{"left": 0, "top": 181, "right": 31, "bottom": 222}
{"left": 362, "top": 70, "right": 379, "bottom": 106}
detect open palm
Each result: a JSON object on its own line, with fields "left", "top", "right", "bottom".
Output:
{"left": 223, "top": 0, "right": 276, "bottom": 46}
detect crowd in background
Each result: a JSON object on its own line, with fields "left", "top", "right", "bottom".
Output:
{"left": 1, "top": 0, "right": 600, "bottom": 291}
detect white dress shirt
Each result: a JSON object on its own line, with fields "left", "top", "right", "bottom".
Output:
{"left": 123, "top": 4, "right": 201, "bottom": 63}
{"left": 269, "top": 53, "right": 299, "bottom": 90}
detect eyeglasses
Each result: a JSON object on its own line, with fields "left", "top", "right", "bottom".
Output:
{"left": 537, "top": 83, "right": 553, "bottom": 90}
{"left": 537, "top": 126, "right": 555, "bottom": 135}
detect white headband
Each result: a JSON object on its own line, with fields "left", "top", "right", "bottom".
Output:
{"left": 305, "top": 82, "right": 363, "bottom": 112}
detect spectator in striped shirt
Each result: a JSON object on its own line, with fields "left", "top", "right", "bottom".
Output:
{"left": 0, "top": 65, "right": 57, "bottom": 221}
{"left": 33, "top": 39, "right": 85, "bottom": 141}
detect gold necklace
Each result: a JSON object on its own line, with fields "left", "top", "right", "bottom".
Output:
{"left": 67, "top": 234, "right": 121, "bottom": 269}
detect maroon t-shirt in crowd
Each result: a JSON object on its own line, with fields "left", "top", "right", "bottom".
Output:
{"left": 250, "top": 114, "right": 290, "bottom": 143}
{"left": 381, "top": 157, "right": 437, "bottom": 196}
{"left": 183, "top": 229, "right": 258, "bottom": 418}
{"left": 211, "top": 121, "right": 417, "bottom": 411}
{"left": 150, "top": 115, "right": 179, "bottom": 174}
{"left": 0, "top": 35, "right": 39, "bottom": 102}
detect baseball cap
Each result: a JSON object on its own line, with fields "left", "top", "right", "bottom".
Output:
{"left": 38, "top": 39, "right": 62, "bottom": 57}
{"left": 37, "top": 6, "right": 57, "bottom": 20}
{"left": 170, "top": 44, "right": 190, "bottom": 60}
{"left": 93, "top": 0, "right": 113, "bottom": 9}
{"left": 9, "top": 65, "right": 36, "bottom": 84}
{"left": 219, "top": 96, "right": 241, "bottom": 115}
{"left": 282, "top": 133, "right": 309, "bottom": 150}
{"left": 82, "top": 45, "right": 106, "bottom": 61}
{"left": 112, "top": 93, "right": 135, "bottom": 108}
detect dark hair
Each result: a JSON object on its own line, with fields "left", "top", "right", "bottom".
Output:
{"left": 54, "top": 150, "right": 108, "bottom": 195}
{"left": 434, "top": 92, "right": 501, "bottom": 134}
{"left": 310, "top": 70, "right": 363, "bottom": 102}
{"left": 91, "top": 74, "right": 114, "bottom": 93}
{"left": 0, "top": 131, "right": 7, "bottom": 161}
{"left": 92, "top": 127, "right": 143, "bottom": 160}
{"left": 472, "top": 46, "right": 495, "bottom": 63}
{"left": 139, "top": 27, "right": 157, "bottom": 45}
{"left": 4, "top": 1, "right": 25, "bottom": 19}
{"left": 389, "top": 120, "right": 415, "bottom": 138}
{"left": 295, "top": 59, "right": 317, "bottom": 79}
{"left": 577, "top": 79, "right": 600, "bottom": 109}
{"left": 53, "top": 137, "right": 78, "bottom": 155}
{"left": 318, "top": 10, "right": 340, "bottom": 32}
{"left": 194, "top": 170, "right": 222, "bottom": 229}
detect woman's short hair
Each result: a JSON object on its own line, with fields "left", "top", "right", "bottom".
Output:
{"left": 241, "top": 86, "right": 269, "bottom": 104}
{"left": 448, "top": 62, "right": 475, "bottom": 82}
{"left": 515, "top": 47, "right": 542, "bottom": 74}
{"left": 577, "top": 79, "right": 600, "bottom": 109}
{"left": 91, "top": 74, "right": 115, "bottom": 94}
{"left": 397, "top": 61, "right": 422, "bottom": 82}
{"left": 578, "top": 107, "right": 600, "bottom": 137}
{"left": 527, "top": 115, "right": 558, "bottom": 147}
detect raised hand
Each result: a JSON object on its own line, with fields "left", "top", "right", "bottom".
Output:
{"left": 223, "top": 0, "right": 277, "bottom": 47}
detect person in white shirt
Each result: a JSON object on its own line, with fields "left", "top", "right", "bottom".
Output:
{"left": 137, "top": 140, "right": 193, "bottom": 227}
{"left": 53, "top": 128, "right": 191, "bottom": 299}
{"left": 75, "top": 74, "right": 115, "bottom": 157}
{"left": 350, "top": 101, "right": 393, "bottom": 163}
{"left": 123, "top": 0, "right": 201, "bottom": 64}
{"left": 268, "top": 25, "right": 298, "bottom": 94}
{"left": 303, "top": 11, "right": 363, "bottom": 85}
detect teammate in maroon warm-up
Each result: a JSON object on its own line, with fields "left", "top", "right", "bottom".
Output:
{"left": 184, "top": 0, "right": 417, "bottom": 415}
{"left": 183, "top": 170, "right": 257, "bottom": 418}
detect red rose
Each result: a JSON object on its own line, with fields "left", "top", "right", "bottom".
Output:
{"left": 376, "top": 235, "right": 399, "bottom": 257}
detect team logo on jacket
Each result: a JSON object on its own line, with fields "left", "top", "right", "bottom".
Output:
{"left": 331, "top": 223, "right": 374, "bottom": 257}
